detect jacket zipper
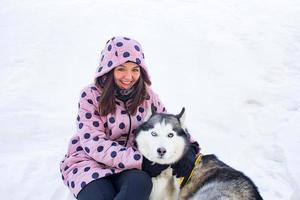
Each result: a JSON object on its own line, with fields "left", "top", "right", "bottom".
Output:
{"left": 123, "top": 101, "right": 132, "bottom": 147}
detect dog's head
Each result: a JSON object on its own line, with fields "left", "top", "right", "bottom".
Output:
{"left": 135, "top": 105, "right": 190, "bottom": 164}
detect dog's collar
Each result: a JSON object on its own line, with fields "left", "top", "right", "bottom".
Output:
{"left": 178, "top": 153, "right": 203, "bottom": 188}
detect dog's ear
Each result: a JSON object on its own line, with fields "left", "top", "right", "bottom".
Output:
{"left": 176, "top": 107, "right": 186, "bottom": 128}
{"left": 151, "top": 103, "right": 157, "bottom": 114}
{"left": 143, "top": 104, "right": 156, "bottom": 122}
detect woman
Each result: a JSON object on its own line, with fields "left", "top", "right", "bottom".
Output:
{"left": 60, "top": 36, "right": 199, "bottom": 200}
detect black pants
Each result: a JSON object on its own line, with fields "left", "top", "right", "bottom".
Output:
{"left": 77, "top": 169, "right": 152, "bottom": 200}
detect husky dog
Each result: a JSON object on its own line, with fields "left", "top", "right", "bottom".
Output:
{"left": 135, "top": 106, "right": 189, "bottom": 200}
{"left": 135, "top": 106, "right": 263, "bottom": 200}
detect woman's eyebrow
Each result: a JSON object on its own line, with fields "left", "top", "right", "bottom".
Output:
{"left": 118, "top": 65, "right": 139, "bottom": 68}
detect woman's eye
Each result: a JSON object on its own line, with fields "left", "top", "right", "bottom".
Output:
{"left": 167, "top": 133, "right": 174, "bottom": 138}
{"left": 151, "top": 131, "right": 157, "bottom": 136}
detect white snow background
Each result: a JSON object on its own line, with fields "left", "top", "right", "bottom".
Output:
{"left": 1, "top": 0, "right": 300, "bottom": 199}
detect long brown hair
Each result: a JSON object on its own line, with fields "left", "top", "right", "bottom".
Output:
{"left": 96, "top": 67, "right": 151, "bottom": 116}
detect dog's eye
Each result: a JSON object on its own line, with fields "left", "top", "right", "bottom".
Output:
{"left": 168, "top": 133, "right": 174, "bottom": 138}
{"left": 151, "top": 131, "right": 158, "bottom": 136}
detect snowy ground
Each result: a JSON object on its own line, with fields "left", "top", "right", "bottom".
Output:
{"left": 1, "top": 0, "right": 300, "bottom": 199}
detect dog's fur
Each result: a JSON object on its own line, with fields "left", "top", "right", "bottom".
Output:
{"left": 135, "top": 106, "right": 263, "bottom": 200}
{"left": 180, "top": 154, "right": 263, "bottom": 200}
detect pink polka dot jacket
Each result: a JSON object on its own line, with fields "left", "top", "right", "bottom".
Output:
{"left": 59, "top": 37, "right": 166, "bottom": 197}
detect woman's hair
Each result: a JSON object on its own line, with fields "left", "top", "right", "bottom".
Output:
{"left": 96, "top": 67, "right": 151, "bottom": 116}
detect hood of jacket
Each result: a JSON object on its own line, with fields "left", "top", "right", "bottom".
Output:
{"left": 95, "top": 36, "right": 149, "bottom": 83}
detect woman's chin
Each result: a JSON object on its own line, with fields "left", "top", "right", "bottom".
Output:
{"left": 119, "top": 84, "right": 132, "bottom": 89}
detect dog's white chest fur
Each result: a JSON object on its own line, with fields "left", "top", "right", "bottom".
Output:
{"left": 149, "top": 167, "right": 180, "bottom": 200}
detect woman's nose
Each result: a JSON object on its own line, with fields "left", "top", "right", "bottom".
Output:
{"left": 124, "top": 71, "right": 133, "bottom": 79}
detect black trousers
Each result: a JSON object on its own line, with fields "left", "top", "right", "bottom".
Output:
{"left": 77, "top": 169, "right": 152, "bottom": 200}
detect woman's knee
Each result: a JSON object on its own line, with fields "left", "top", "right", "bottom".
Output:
{"left": 77, "top": 178, "right": 116, "bottom": 200}
{"left": 122, "top": 170, "right": 153, "bottom": 189}
{"left": 113, "top": 170, "right": 153, "bottom": 200}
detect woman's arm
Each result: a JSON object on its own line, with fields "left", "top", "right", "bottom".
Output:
{"left": 77, "top": 86, "right": 143, "bottom": 170}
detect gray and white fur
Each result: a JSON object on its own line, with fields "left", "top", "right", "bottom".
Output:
{"left": 135, "top": 106, "right": 263, "bottom": 200}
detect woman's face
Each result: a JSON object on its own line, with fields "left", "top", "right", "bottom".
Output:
{"left": 113, "top": 62, "right": 141, "bottom": 90}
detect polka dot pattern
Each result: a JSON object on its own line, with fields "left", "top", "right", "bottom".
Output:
{"left": 73, "top": 168, "right": 78, "bottom": 174}
{"left": 116, "top": 42, "right": 123, "bottom": 47}
{"left": 111, "top": 151, "right": 117, "bottom": 158}
{"left": 138, "top": 107, "right": 144, "bottom": 113}
{"left": 134, "top": 45, "right": 140, "bottom": 51}
{"left": 64, "top": 166, "right": 69, "bottom": 171}
{"left": 84, "top": 147, "right": 90, "bottom": 153}
{"left": 118, "top": 163, "right": 125, "bottom": 168}
{"left": 76, "top": 146, "right": 83, "bottom": 151}
{"left": 121, "top": 110, "right": 127, "bottom": 115}
{"left": 85, "top": 113, "right": 92, "bottom": 119}
{"left": 84, "top": 133, "right": 90, "bottom": 139}
{"left": 136, "top": 58, "right": 141, "bottom": 64}
{"left": 93, "top": 121, "right": 99, "bottom": 127}
{"left": 81, "top": 182, "right": 86, "bottom": 188}
{"left": 123, "top": 52, "right": 130, "bottom": 58}
{"left": 134, "top": 154, "right": 141, "bottom": 160}
{"left": 92, "top": 172, "right": 99, "bottom": 179}
{"left": 84, "top": 167, "right": 90, "bottom": 172}
{"left": 97, "top": 146, "right": 104, "bottom": 152}
{"left": 108, "top": 61, "right": 113, "bottom": 67}
{"left": 72, "top": 139, "right": 78, "bottom": 144}
{"left": 119, "top": 122, "right": 125, "bottom": 129}
{"left": 109, "top": 117, "right": 115, "bottom": 124}
{"left": 87, "top": 99, "right": 93, "bottom": 104}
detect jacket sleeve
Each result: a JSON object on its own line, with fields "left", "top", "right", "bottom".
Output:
{"left": 77, "top": 86, "right": 142, "bottom": 170}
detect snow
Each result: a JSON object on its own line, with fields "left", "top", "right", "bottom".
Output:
{"left": 1, "top": 0, "right": 300, "bottom": 199}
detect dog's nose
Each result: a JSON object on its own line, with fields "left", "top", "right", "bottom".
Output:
{"left": 157, "top": 147, "right": 166, "bottom": 156}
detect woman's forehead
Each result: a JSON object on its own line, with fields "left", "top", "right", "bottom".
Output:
{"left": 118, "top": 62, "right": 140, "bottom": 68}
